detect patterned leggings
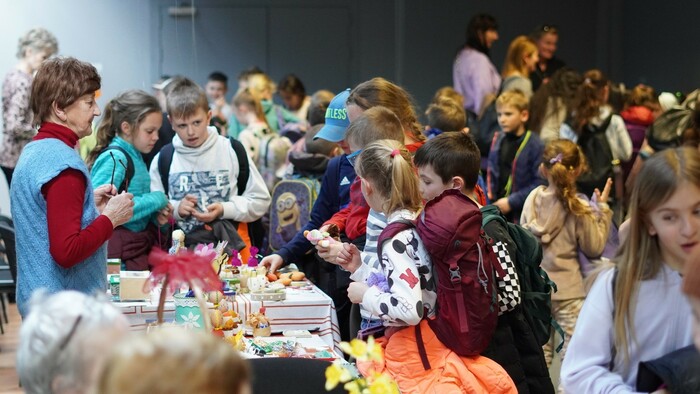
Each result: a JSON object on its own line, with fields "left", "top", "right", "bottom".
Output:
{"left": 544, "top": 297, "right": 585, "bottom": 367}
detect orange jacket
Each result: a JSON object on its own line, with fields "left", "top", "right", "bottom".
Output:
{"left": 359, "top": 320, "right": 517, "bottom": 394}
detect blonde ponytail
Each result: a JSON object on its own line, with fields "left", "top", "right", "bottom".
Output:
{"left": 542, "top": 140, "right": 592, "bottom": 217}
{"left": 356, "top": 139, "right": 422, "bottom": 214}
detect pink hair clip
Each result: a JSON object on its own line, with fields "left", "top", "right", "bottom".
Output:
{"left": 549, "top": 153, "right": 563, "bottom": 164}
{"left": 390, "top": 149, "right": 401, "bottom": 158}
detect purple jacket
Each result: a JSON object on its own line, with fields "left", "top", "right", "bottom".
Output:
{"left": 453, "top": 47, "right": 501, "bottom": 114}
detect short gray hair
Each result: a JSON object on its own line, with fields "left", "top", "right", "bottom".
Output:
{"left": 17, "top": 290, "right": 128, "bottom": 394}
{"left": 17, "top": 27, "right": 58, "bottom": 59}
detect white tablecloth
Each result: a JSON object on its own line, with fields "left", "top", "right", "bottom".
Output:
{"left": 115, "top": 284, "right": 342, "bottom": 353}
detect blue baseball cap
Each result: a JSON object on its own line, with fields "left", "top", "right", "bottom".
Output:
{"left": 314, "top": 88, "right": 351, "bottom": 142}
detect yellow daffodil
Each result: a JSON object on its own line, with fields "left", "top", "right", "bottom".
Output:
{"left": 325, "top": 360, "right": 352, "bottom": 391}
{"left": 343, "top": 379, "right": 364, "bottom": 394}
{"left": 340, "top": 338, "right": 369, "bottom": 360}
{"left": 368, "top": 373, "right": 399, "bottom": 394}
{"left": 365, "top": 336, "right": 384, "bottom": 362}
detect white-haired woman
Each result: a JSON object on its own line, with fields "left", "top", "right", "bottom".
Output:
{"left": 1, "top": 27, "right": 58, "bottom": 184}
{"left": 17, "top": 290, "right": 129, "bottom": 394}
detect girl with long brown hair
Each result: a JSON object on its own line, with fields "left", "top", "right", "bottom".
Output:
{"left": 561, "top": 147, "right": 699, "bottom": 392}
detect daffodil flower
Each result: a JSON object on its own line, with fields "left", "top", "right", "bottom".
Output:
{"left": 325, "top": 360, "right": 352, "bottom": 390}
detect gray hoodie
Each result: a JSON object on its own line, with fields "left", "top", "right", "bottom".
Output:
{"left": 520, "top": 185, "right": 613, "bottom": 300}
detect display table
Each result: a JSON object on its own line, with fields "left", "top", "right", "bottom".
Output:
{"left": 115, "top": 284, "right": 342, "bottom": 353}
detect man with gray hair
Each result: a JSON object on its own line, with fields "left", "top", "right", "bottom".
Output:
{"left": 16, "top": 290, "right": 128, "bottom": 394}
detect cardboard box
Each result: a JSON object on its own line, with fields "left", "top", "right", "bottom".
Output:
{"left": 119, "top": 271, "right": 150, "bottom": 301}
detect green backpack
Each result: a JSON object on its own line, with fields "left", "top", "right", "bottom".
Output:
{"left": 481, "top": 205, "right": 565, "bottom": 351}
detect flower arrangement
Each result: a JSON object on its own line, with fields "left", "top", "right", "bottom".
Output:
{"left": 325, "top": 337, "right": 399, "bottom": 394}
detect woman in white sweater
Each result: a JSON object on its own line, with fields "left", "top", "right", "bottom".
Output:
{"left": 561, "top": 147, "right": 699, "bottom": 393}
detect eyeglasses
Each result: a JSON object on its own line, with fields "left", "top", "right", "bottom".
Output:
{"left": 110, "top": 152, "right": 130, "bottom": 192}
{"left": 58, "top": 315, "right": 83, "bottom": 351}
{"left": 346, "top": 149, "right": 362, "bottom": 167}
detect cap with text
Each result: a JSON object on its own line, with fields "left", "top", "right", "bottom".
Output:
{"left": 314, "top": 88, "right": 351, "bottom": 142}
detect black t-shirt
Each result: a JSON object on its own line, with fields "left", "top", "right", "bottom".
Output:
{"left": 531, "top": 56, "right": 567, "bottom": 92}
{"left": 497, "top": 132, "right": 525, "bottom": 199}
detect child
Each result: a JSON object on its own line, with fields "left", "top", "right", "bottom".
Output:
{"left": 520, "top": 139, "right": 614, "bottom": 367}
{"left": 233, "top": 88, "right": 292, "bottom": 191}
{"left": 98, "top": 327, "right": 251, "bottom": 394}
{"left": 487, "top": 90, "right": 544, "bottom": 222}
{"left": 316, "top": 105, "right": 406, "bottom": 339}
{"left": 260, "top": 89, "right": 355, "bottom": 340}
{"left": 501, "top": 35, "right": 539, "bottom": 99}
{"left": 337, "top": 139, "right": 516, "bottom": 393}
{"left": 345, "top": 77, "right": 426, "bottom": 152}
{"left": 414, "top": 132, "right": 554, "bottom": 394}
{"left": 227, "top": 72, "right": 299, "bottom": 138}
{"left": 431, "top": 86, "right": 464, "bottom": 108}
{"left": 620, "top": 84, "right": 658, "bottom": 179}
{"left": 205, "top": 71, "right": 233, "bottom": 134}
{"left": 560, "top": 147, "right": 698, "bottom": 392}
{"left": 559, "top": 69, "right": 632, "bottom": 199}
{"left": 278, "top": 73, "right": 312, "bottom": 121}
{"left": 424, "top": 98, "right": 467, "bottom": 138}
{"left": 149, "top": 78, "right": 271, "bottom": 259}
{"left": 88, "top": 89, "right": 171, "bottom": 270}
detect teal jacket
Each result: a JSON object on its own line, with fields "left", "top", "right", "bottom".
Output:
{"left": 90, "top": 136, "right": 168, "bottom": 232}
{"left": 227, "top": 99, "right": 299, "bottom": 139}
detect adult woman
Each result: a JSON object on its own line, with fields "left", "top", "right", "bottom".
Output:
{"left": 529, "top": 24, "right": 566, "bottom": 92}
{"left": 10, "top": 57, "right": 134, "bottom": 317}
{"left": 1, "top": 27, "right": 58, "bottom": 184}
{"left": 501, "top": 36, "right": 539, "bottom": 99}
{"left": 88, "top": 90, "right": 170, "bottom": 271}
{"left": 453, "top": 14, "right": 500, "bottom": 116}
{"left": 17, "top": 291, "right": 129, "bottom": 393}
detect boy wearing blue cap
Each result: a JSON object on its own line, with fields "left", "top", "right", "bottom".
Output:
{"left": 261, "top": 89, "right": 355, "bottom": 339}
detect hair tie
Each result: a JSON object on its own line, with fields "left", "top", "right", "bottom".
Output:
{"left": 549, "top": 153, "right": 563, "bottom": 165}
{"left": 390, "top": 149, "right": 400, "bottom": 158}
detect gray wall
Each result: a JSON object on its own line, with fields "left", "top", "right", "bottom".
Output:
{"left": 1, "top": 0, "right": 699, "bottom": 136}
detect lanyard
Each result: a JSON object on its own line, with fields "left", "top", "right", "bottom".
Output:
{"left": 504, "top": 130, "right": 531, "bottom": 196}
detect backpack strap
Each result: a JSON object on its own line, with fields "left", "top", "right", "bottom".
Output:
{"left": 228, "top": 136, "right": 249, "bottom": 196}
{"left": 376, "top": 220, "right": 415, "bottom": 261}
{"left": 102, "top": 146, "right": 134, "bottom": 193}
{"left": 415, "top": 323, "right": 432, "bottom": 371}
{"left": 157, "top": 137, "right": 249, "bottom": 197}
{"left": 157, "top": 143, "right": 175, "bottom": 196}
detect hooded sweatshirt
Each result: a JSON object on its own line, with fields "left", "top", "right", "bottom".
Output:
{"left": 520, "top": 185, "right": 613, "bottom": 300}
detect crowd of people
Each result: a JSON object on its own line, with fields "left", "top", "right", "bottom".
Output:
{"left": 2, "top": 12, "right": 700, "bottom": 393}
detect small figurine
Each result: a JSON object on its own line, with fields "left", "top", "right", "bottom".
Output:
{"left": 247, "top": 307, "right": 271, "bottom": 337}
{"left": 304, "top": 229, "right": 334, "bottom": 248}
{"left": 169, "top": 230, "right": 185, "bottom": 255}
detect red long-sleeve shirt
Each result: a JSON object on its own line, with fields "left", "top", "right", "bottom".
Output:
{"left": 33, "top": 123, "right": 113, "bottom": 268}
{"left": 323, "top": 141, "right": 427, "bottom": 240}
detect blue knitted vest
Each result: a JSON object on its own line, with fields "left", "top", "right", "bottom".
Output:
{"left": 11, "top": 139, "right": 107, "bottom": 317}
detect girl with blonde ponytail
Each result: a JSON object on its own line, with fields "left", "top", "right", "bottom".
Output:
{"left": 520, "top": 139, "right": 614, "bottom": 369}
{"left": 561, "top": 147, "right": 699, "bottom": 392}
{"left": 90, "top": 89, "right": 171, "bottom": 270}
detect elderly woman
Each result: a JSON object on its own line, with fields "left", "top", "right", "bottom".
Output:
{"left": 17, "top": 291, "right": 129, "bottom": 393}
{"left": 10, "top": 57, "right": 134, "bottom": 317}
{"left": 1, "top": 27, "right": 58, "bottom": 184}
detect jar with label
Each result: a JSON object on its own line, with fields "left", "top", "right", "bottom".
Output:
{"left": 108, "top": 274, "right": 120, "bottom": 301}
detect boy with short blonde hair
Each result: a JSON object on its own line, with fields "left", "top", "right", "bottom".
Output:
{"left": 487, "top": 90, "right": 544, "bottom": 222}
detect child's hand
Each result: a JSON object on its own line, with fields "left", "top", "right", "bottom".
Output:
{"left": 192, "top": 202, "right": 223, "bottom": 223}
{"left": 594, "top": 177, "right": 613, "bottom": 204}
{"left": 336, "top": 242, "right": 362, "bottom": 273}
{"left": 156, "top": 203, "right": 173, "bottom": 225}
{"left": 316, "top": 241, "right": 344, "bottom": 264}
{"left": 493, "top": 198, "right": 511, "bottom": 214}
{"left": 347, "top": 282, "right": 370, "bottom": 304}
{"left": 178, "top": 194, "right": 199, "bottom": 217}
